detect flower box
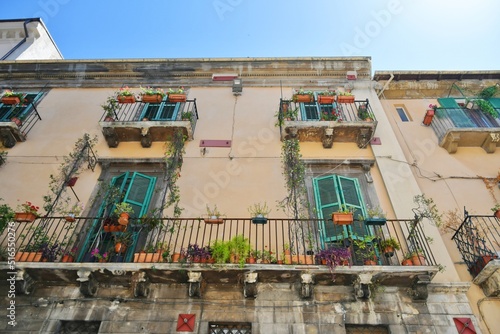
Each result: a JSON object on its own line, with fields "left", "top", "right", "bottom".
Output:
{"left": 168, "top": 94, "right": 187, "bottom": 103}
{"left": 293, "top": 94, "right": 313, "bottom": 103}
{"left": 332, "top": 212, "right": 353, "bottom": 225}
{"left": 14, "top": 212, "right": 37, "bottom": 222}
{"left": 134, "top": 252, "right": 162, "bottom": 263}
{"left": 15, "top": 252, "right": 42, "bottom": 262}
{"left": 1, "top": 96, "right": 21, "bottom": 105}
{"left": 142, "top": 94, "right": 164, "bottom": 103}
{"left": 317, "top": 95, "right": 335, "bottom": 104}
{"left": 204, "top": 218, "right": 224, "bottom": 224}
{"left": 117, "top": 95, "right": 136, "bottom": 103}
{"left": 364, "top": 218, "right": 386, "bottom": 226}
{"left": 251, "top": 216, "right": 268, "bottom": 224}
{"left": 337, "top": 95, "right": 355, "bottom": 104}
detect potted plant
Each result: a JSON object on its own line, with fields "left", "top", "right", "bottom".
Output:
{"left": 211, "top": 239, "right": 231, "bottom": 264}
{"left": 114, "top": 202, "right": 134, "bottom": 226}
{"left": 0, "top": 150, "right": 7, "bottom": 167}
{"left": 140, "top": 86, "right": 166, "bottom": 103}
{"left": 167, "top": 87, "right": 187, "bottom": 102}
{"left": 256, "top": 247, "right": 274, "bottom": 264}
{"left": 248, "top": 201, "right": 271, "bottom": 224}
{"left": 40, "top": 242, "right": 63, "bottom": 262}
{"left": 363, "top": 205, "right": 387, "bottom": 226}
{"left": 113, "top": 232, "right": 132, "bottom": 254}
{"left": 181, "top": 111, "right": 193, "bottom": 121}
{"left": 116, "top": 86, "right": 136, "bottom": 103}
{"left": 357, "top": 103, "right": 372, "bottom": 121}
{"left": 410, "top": 249, "right": 426, "bottom": 265}
{"left": 491, "top": 204, "right": 500, "bottom": 219}
{"left": 353, "top": 235, "right": 378, "bottom": 265}
{"left": 14, "top": 201, "right": 40, "bottom": 222}
{"left": 1, "top": 90, "right": 24, "bottom": 105}
{"left": 228, "top": 235, "right": 250, "bottom": 267}
{"left": 61, "top": 247, "right": 78, "bottom": 262}
{"left": 337, "top": 91, "right": 355, "bottom": 104}
{"left": 90, "top": 248, "right": 109, "bottom": 263}
{"left": 292, "top": 88, "right": 314, "bottom": 103}
{"left": 315, "top": 246, "right": 351, "bottom": 272}
{"left": 101, "top": 96, "right": 120, "bottom": 121}
{"left": 401, "top": 252, "right": 413, "bottom": 266}
{"left": 379, "top": 237, "right": 400, "bottom": 258}
{"left": 204, "top": 204, "right": 225, "bottom": 224}
{"left": 59, "top": 201, "right": 84, "bottom": 222}
{"left": 332, "top": 205, "right": 354, "bottom": 225}
{"left": 317, "top": 90, "right": 336, "bottom": 104}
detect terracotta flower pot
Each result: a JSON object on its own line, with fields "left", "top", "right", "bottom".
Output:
{"left": 61, "top": 255, "right": 74, "bottom": 262}
{"left": 168, "top": 94, "right": 186, "bottom": 103}
{"left": 14, "top": 212, "right": 37, "bottom": 223}
{"left": 171, "top": 252, "right": 181, "bottom": 263}
{"left": 494, "top": 210, "right": 500, "bottom": 219}
{"left": 115, "top": 242, "right": 127, "bottom": 254}
{"left": 118, "top": 213, "right": 129, "bottom": 226}
{"left": 15, "top": 252, "right": 42, "bottom": 262}
{"left": 142, "top": 94, "right": 163, "bottom": 103}
{"left": 2, "top": 96, "right": 21, "bottom": 105}
{"left": 337, "top": 95, "right": 355, "bottom": 104}
{"left": 117, "top": 95, "right": 136, "bottom": 103}
{"left": 294, "top": 94, "right": 313, "bottom": 103}
{"left": 411, "top": 255, "right": 426, "bottom": 265}
{"left": 401, "top": 259, "right": 413, "bottom": 266}
{"left": 318, "top": 95, "right": 335, "bottom": 104}
{"left": 332, "top": 212, "right": 353, "bottom": 225}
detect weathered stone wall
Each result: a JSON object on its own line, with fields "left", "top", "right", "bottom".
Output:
{"left": 1, "top": 282, "right": 478, "bottom": 333}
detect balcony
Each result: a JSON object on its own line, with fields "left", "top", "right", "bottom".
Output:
{"left": 2, "top": 216, "right": 440, "bottom": 300}
{"left": 451, "top": 212, "right": 500, "bottom": 296}
{"left": 430, "top": 107, "right": 500, "bottom": 153}
{"left": 0, "top": 94, "right": 42, "bottom": 148}
{"left": 99, "top": 98, "right": 199, "bottom": 148}
{"left": 278, "top": 98, "right": 377, "bottom": 148}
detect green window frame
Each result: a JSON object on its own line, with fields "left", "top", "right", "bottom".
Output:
{"left": 0, "top": 92, "right": 43, "bottom": 122}
{"left": 77, "top": 172, "right": 156, "bottom": 262}
{"left": 140, "top": 100, "right": 180, "bottom": 121}
{"left": 313, "top": 174, "right": 369, "bottom": 245}
{"left": 300, "top": 102, "right": 319, "bottom": 120}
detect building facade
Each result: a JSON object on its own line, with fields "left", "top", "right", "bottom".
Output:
{"left": 0, "top": 58, "right": 493, "bottom": 333}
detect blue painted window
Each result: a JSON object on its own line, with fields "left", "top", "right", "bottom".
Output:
{"left": 395, "top": 107, "right": 409, "bottom": 122}
{"left": 140, "top": 100, "right": 180, "bottom": 121}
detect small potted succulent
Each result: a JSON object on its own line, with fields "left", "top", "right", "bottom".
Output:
{"left": 248, "top": 201, "right": 271, "bottom": 224}
{"left": 204, "top": 204, "right": 225, "bottom": 224}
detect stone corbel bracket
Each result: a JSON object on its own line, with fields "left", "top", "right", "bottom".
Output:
{"left": 188, "top": 271, "right": 202, "bottom": 298}
{"left": 300, "top": 272, "right": 314, "bottom": 299}
{"left": 77, "top": 269, "right": 98, "bottom": 297}
{"left": 15, "top": 269, "right": 35, "bottom": 295}
{"left": 244, "top": 272, "right": 258, "bottom": 298}
{"left": 140, "top": 126, "right": 152, "bottom": 148}
{"left": 362, "top": 163, "right": 373, "bottom": 183}
{"left": 357, "top": 128, "right": 373, "bottom": 149}
{"left": 411, "top": 274, "right": 431, "bottom": 300}
{"left": 285, "top": 127, "right": 298, "bottom": 140}
{"left": 132, "top": 272, "right": 151, "bottom": 298}
{"left": 322, "top": 127, "right": 334, "bottom": 148}
{"left": 102, "top": 127, "right": 119, "bottom": 148}
{"left": 354, "top": 273, "right": 373, "bottom": 299}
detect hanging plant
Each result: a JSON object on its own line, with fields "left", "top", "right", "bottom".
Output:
{"left": 164, "top": 129, "right": 186, "bottom": 219}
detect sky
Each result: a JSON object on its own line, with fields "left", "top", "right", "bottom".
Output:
{"left": 1, "top": 0, "right": 500, "bottom": 72}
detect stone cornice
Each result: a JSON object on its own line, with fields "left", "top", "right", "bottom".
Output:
{"left": 0, "top": 57, "right": 372, "bottom": 88}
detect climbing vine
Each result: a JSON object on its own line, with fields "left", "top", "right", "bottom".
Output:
{"left": 164, "top": 129, "right": 186, "bottom": 218}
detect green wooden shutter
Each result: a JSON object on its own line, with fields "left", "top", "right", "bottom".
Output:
{"left": 337, "top": 176, "right": 368, "bottom": 238}
{"left": 140, "top": 102, "right": 179, "bottom": 121}
{"left": 437, "top": 98, "right": 475, "bottom": 128}
{"left": 0, "top": 92, "right": 42, "bottom": 121}
{"left": 77, "top": 172, "right": 156, "bottom": 262}
{"left": 313, "top": 175, "right": 341, "bottom": 244}
{"left": 300, "top": 103, "right": 319, "bottom": 120}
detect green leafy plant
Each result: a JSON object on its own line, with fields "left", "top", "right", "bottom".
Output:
{"left": 353, "top": 235, "right": 378, "bottom": 262}
{"left": 114, "top": 202, "right": 133, "bottom": 216}
{"left": 16, "top": 201, "right": 40, "bottom": 216}
{"left": 101, "top": 96, "right": 120, "bottom": 119}
{"left": 1, "top": 89, "right": 24, "bottom": 99}
{"left": 475, "top": 99, "right": 498, "bottom": 118}
{"left": 380, "top": 237, "right": 401, "bottom": 251}
{"left": 0, "top": 198, "right": 14, "bottom": 234}
{"left": 317, "top": 90, "right": 336, "bottom": 96}
{"left": 206, "top": 204, "right": 224, "bottom": 218}
{"left": 181, "top": 111, "right": 192, "bottom": 120}
{"left": 140, "top": 86, "right": 166, "bottom": 97}
{"left": 0, "top": 150, "right": 7, "bottom": 166}
{"left": 117, "top": 86, "right": 134, "bottom": 97}
{"left": 412, "top": 194, "right": 443, "bottom": 227}
{"left": 168, "top": 86, "right": 185, "bottom": 94}
{"left": 229, "top": 235, "right": 251, "bottom": 267}
{"left": 211, "top": 239, "right": 231, "bottom": 264}
{"left": 491, "top": 204, "right": 500, "bottom": 212}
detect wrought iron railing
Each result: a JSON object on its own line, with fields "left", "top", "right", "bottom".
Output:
{"left": 430, "top": 107, "right": 500, "bottom": 142}
{"left": 278, "top": 98, "right": 375, "bottom": 124}
{"left": 1, "top": 215, "right": 437, "bottom": 267}
{"left": 99, "top": 98, "right": 199, "bottom": 132}
{"left": 452, "top": 212, "right": 500, "bottom": 277}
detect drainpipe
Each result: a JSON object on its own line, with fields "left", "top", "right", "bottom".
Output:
{"left": 1, "top": 18, "right": 39, "bottom": 60}
{"left": 377, "top": 72, "right": 394, "bottom": 98}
